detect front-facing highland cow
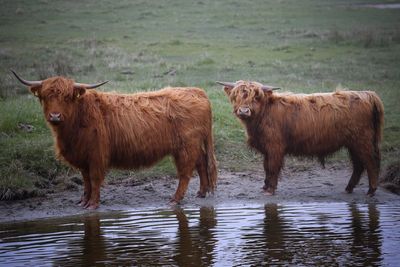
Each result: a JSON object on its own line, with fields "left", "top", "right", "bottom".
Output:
{"left": 12, "top": 70, "right": 217, "bottom": 209}
{"left": 218, "top": 80, "right": 383, "bottom": 196}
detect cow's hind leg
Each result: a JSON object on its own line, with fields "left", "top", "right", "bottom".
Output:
{"left": 172, "top": 152, "right": 197, "bottom": 204}
{"left": 351, "top": 139, "right": 380, "bottom": 196}
{"left": 345, "top": 150, "right": 365, "bottom": 193}
{"left": 364, "top": 155, "right": 380, "bottom": 196}
{"left": 196, "top": 153, "right": 209, "bottom": 198}
{"left": 263, "top": 151, "right": 284, "bottom": 196}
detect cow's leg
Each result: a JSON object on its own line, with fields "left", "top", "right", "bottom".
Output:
{"left": 366, "top": 165, "right": 379, "bottom": 196}
{"left": 363, "top": 154, "right": 380, "bottom": 196}
{"left": 354, "top": 140, "right": 380, "bottom": 196}
{"left": 78, "top": 169, "right": 91, "bottom": 207}
{"left": 263, "top": 152, "right": 284, "bottom": 196}
{"left": 172, "top": 152, "right": 197, "bottom": 204}
{"left": 345, "top": 150, "right": 365, "bottom": 193}
{"left": 84, "top": 167, "right": 105, "bottom": 210}
{"left": 196, "top": 153, "right": 209, "bottom": 198}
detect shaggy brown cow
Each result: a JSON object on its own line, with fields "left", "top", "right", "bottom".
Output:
{"left": 12, "top": 70, "right": 217, "bottom": 209}
{"left": 218, "top": 80, "right": 383, "bottom": 196}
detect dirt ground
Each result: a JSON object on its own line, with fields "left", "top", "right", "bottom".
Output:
{"left": 1, "top": 163, "right": 399, "bottom": 223}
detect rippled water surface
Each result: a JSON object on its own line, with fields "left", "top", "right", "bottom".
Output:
{"left": 1, "top": 203, "right": 399, "bottom": 266}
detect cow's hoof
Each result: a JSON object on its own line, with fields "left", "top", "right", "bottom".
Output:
{"left": 84, "top": 201, "right": 99, "bottom": 210}
{"left": 263, "top": 188, "right": 275, "bottom": 196}
{"left": 196, "top": 191, "right": 206, "bottom": 198}
{"left": 77, "top": 199, "right": 88, "bottom": 207}
{"left": 345, "top": 186, "right": 354, "bottom": 194}
{"left": 367, "top": 188, "right": 376, "bottom": 197}
{"left": 169, "top": 198, "right": 180, "bottom": 206}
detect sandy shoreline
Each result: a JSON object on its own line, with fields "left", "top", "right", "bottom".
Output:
{"left": 1, "top": 164, "right": 399, "bottom": 223}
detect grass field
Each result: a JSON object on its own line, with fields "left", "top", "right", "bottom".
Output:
{"left": 1, "top": 0, "right": 399, "bottom": 199}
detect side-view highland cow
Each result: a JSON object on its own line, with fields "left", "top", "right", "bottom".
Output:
{"left": 218, "top": 80, "right": 384, "bottom": 196}
{"left": 12, "top": 70, "right": 217, "bottom": 209}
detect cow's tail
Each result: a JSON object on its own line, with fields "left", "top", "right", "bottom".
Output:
{"left": 371, "top": 93, "right": 384, "bottom": 170}
{"left": 204, "top": 129, "right": 218, "bottom": 194}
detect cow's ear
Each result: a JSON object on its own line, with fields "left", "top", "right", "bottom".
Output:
{"left": 262, "top": 85, "right": 280, "bottom": 95}
{"left": 73, "top": 86, "right": 86, "bottom": 99}
{"left": 216, "top": 81, "right": 235, "bottom": 96}
{"left": 30, "top": 85, "right": 42, "bottom": 97}
{"left": 262, "top": 89, "right": 273, "bottom": 97}
{"left": 224, "top": 86, "right": 234, "bottom": 96}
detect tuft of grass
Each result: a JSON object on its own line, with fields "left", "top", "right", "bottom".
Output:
{"left": 169, "top": 40, "right": 183, "bottom": 46}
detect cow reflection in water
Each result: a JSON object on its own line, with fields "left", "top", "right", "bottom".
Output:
{"left": 55, "top": 214, "right": 173, "bottom": 266}
{"left": 241, "top": 204, "right": 382, "bottom": 266}
{"left": 240, "top": 204, "right": 290, "bottom": 264}
{"left": 52, "top": 214, "right": 108, "bottom": 266}
{"left": 52, "top": 204, "right": 382, "bottom": 265}
{"left": 80, "top": 214, "right": 107, "bottom": 266}
{"left": 349, "top": 203, "right": 381, "bottom": 266}
{"left": 52, "top": 208, "right": 216, "bottom": 266}
{"left": 173, "top": 207, "right": 217, "bottom": 267}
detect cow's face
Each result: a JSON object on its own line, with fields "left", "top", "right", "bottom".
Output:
{"left": 31, "top": 77, "right": 85, "bottom": 126}
{"left": 222, "top": 81, "right": 268, "bottom": 120}
{"left": 12, "top": 71, "right": 108, "bottom": 127}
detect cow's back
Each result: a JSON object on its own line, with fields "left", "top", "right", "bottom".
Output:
{"left": 268, "top": 90, "right": 379, "bottom": 156}
{"left": 99, "top": 88, "right": 212, "bottom": 168}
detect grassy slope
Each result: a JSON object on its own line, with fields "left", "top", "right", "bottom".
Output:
{"left": 0, "top": 0, "right": 399, "bottom": 199}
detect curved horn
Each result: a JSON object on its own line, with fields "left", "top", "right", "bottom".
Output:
{"left": 216, "top": 81, "right": 236, "bottom": 88}
{"left": 74, "top": 80, "right": 109, "bottom": 89}
{"left": 11, "top": 70, "right": 42, "bottom": 87}
{"left": 261, "top": 85, "right": 280, "bottom": 91}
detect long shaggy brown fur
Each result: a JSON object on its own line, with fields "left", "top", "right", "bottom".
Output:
{"left": 27, "top": 77, "right": 217, "bottom": 209}
{"left": 223, "top": 80, "right": 384, "bottom": 196}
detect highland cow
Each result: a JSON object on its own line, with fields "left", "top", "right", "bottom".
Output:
{"left": 12, "top": 70, "right": 217, "bottom": 209}
{"left": 218, "top": 80, "right": 383, "bottom": 196}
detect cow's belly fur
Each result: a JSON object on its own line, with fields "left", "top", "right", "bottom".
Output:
{"left": 109, "top": 146, "right": 171, "bottom": 169}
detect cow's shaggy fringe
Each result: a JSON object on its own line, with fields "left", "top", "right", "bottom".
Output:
{"left": 28, "top": 77, "right": 217, "bottom": 209}
{"left": 224, "top": 80, "right": 384, "bottom": 196}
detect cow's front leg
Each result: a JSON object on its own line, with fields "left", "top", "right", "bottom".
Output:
{"left": 83, "top": 167, "right": 105, "bottom": 210}
{"left": 171, "top": 152, "right": 196, "bottom": 204}
{"left": 78, "top": 169, "right": 91, "bottom": 207}
{"left": 263, "top": 153, "right": 284, "bottom": 196}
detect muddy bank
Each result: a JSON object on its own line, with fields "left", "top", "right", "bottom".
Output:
{"left": 1, "top": 164, "right": 399, "bottom": 223}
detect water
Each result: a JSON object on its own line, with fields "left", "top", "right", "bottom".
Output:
{"left": 1, "top": 203, "right": 399, "bottom": 266}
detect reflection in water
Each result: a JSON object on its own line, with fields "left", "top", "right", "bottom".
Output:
{"left": 263, "top": 204, "right": 288, "bottom": 263}
{"left": 0, "top": 203, "right": 399, "bottom": 266}
{"left": 349, "top": 203, "right": 382, "bottom": 266}
{"left": 82, "top": 214, "right": 106, "bottom": 265}
{"left": 52, "top": 214, "right": 109, "bottom": 266}
{"left": 173, "top": 207, "right": 217, "bottom": 266}
{"left": 240, "top": 204, "right": 289, "bottom": 264}
{"left": 241, "top": 203, "right": 384, "bottom": 266}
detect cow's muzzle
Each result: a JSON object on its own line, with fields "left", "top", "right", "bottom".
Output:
{"left": 237, "top": 107, "right": 251, "bottom": 118}
{"left": 48, "top": 112, "right": 62, "bottom": 124}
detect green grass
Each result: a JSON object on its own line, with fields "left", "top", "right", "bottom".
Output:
{"left": 0, "top": 0, "right": 399, "bottom": 199}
